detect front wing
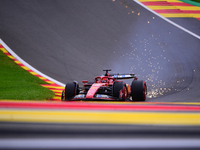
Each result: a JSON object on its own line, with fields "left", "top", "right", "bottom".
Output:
{"left": 68, "top": 94, "right": 122, "bottom": 101}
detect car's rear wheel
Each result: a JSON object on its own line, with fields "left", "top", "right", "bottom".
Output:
{"left": 131, "top": 80, "right": 147, "bottom": 101}
{"left": 113, "top": 81, "right": 125, "bottom": 100}
{"left": 64, "top": 82, "right": 79, "bottom": 100}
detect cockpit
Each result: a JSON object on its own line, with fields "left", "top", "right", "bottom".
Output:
{"left": 95, "top": 76, "right": 115, "bottom": 83}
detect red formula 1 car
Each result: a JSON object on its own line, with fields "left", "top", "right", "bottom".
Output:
{"left": 61, "top": 69, "right": 147, "bottom": 101}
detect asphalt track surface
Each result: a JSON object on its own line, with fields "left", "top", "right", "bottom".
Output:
{"left": 0, "top": 0, "right": 200, "bottom": 101}
{"left": 0, "top": 0, "right": 200, "bottom": 149}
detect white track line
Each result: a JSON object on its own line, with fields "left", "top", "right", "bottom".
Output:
{"left": 134, "top": 0, "right": 200, "bottom": 40}
{"left": 0, "top": 39, "right": 65, "bottom": 87}
{"left": 0, "top": 138, "right": 200, "bottom": 149}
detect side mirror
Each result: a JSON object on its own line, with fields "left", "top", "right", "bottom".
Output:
{"left": 82, "top": 80, "right": 88, "bottom": 83}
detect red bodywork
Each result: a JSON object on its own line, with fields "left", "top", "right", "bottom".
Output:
{"left": 71, "top": 75, "right": 131, "bottom": 101}
{"left": 62, "top": 70, "right": 146, "bottom": 101}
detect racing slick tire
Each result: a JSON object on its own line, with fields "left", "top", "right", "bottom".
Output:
{"left": 113, "top": 81, "right": 124, "bottom": 100}
{"left": 131, "top": 80, "right": 147, "bottom": 101}
{"left": 63, "top": 82, "right": 79, "bottom": 101}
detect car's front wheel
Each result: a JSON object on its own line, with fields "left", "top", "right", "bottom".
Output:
{"left": 62, "top": 82, "right": 79, "bottom": 101}
{"left": 113, "top": 81, "right": 127, "bottom": 101}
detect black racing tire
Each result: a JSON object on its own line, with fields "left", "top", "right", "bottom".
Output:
{"left": 64, "top": 82, "right": 79, "bottom": 100}
{"left": 113, "top": 81, "right": 124, "bottom": 99}
{"left": 61, "top": 90, "right": 65, "bottom": 101}
{"left": 131, "top": 80, "right": 147, "bottom": 101}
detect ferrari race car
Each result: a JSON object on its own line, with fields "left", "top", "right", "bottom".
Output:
{"left": 61, "top": 69, "right": 147, "bottom": 101}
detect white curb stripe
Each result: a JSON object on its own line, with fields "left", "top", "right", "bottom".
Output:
{"left": 134, "top": 0, "right": 200, "bottom": 40}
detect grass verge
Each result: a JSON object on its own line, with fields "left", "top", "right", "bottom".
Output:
{"left": 192, "top": 0, "right": 200, "bottom": 3}
{"left": 180, "top": 0, "right": 200, "bottom": 6}
{"left": 0, "top": 50, "right": 55, "bottom": 100}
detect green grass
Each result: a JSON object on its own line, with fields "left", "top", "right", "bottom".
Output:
{"left": 192, "top": 0, "right": 200, "bottom": 3}
{"left": 0, "top": 50, "right": 55, "bottom": 100}
{"left": 180, "top": 0, "right": 200, "bottom": 6}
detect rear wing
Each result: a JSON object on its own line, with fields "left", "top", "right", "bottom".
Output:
{"left": 111, "top": 74, "right": 136, "bottom": 79}
{"left": 103, "top": 70, "right": 136, "bottom": 80}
